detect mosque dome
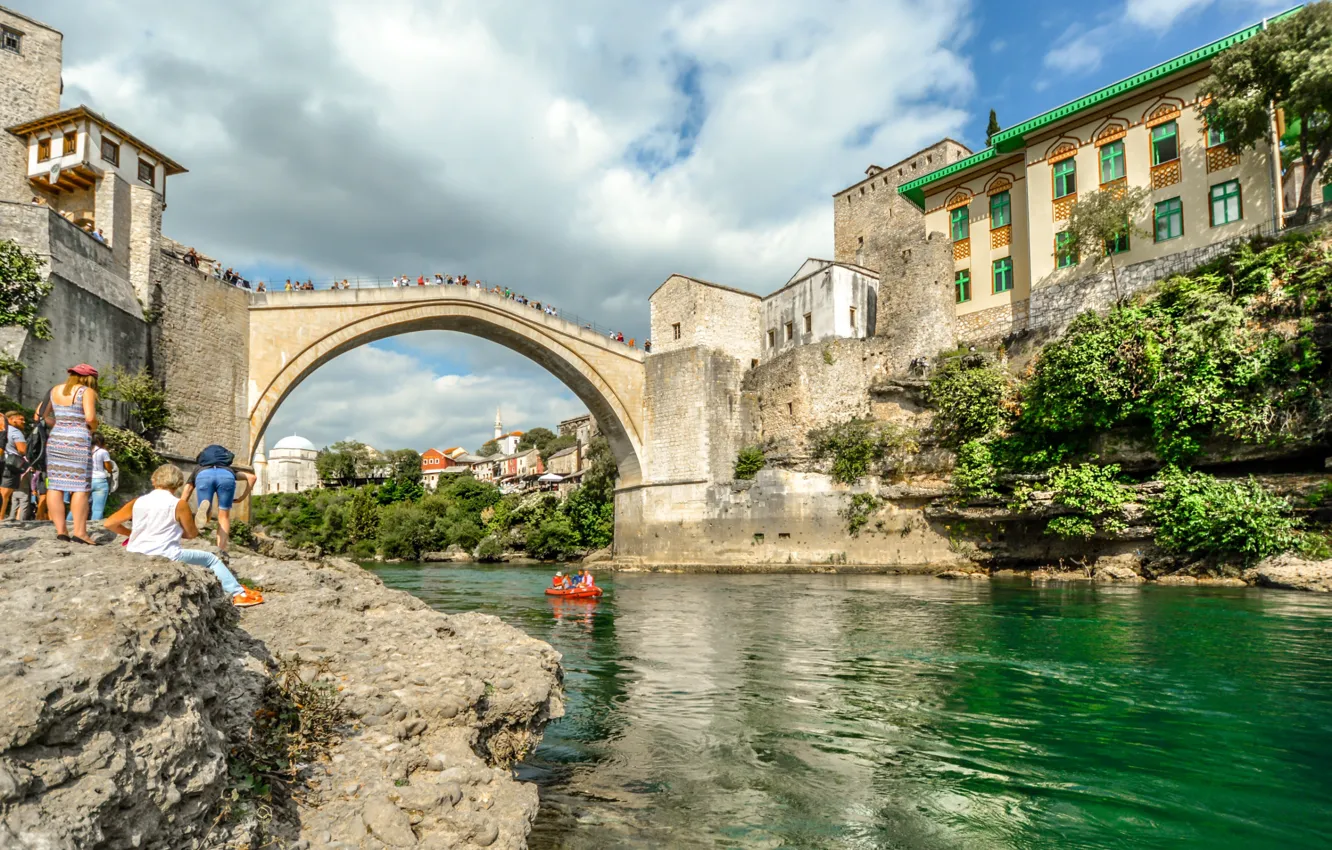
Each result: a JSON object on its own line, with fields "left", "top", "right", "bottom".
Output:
{"left": 272, "top": 435, "right": 318, "bottom": 453}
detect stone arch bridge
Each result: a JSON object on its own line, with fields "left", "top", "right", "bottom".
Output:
{"left": 246, "top": 287, "right": 648, "bottom": 485}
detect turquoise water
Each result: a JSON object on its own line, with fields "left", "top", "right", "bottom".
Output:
{"left": 368, "top": 564, "right": 1332, "bottom": 849}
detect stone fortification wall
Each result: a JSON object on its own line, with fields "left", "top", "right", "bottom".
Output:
{"left": 615, "top": 470, "right": 963, "bottom": 568}
{"left": 643, "top": 346, "right": 747, "bottom": 483}
{"left": 0, "top": 7, "right": 61, "bottom": 205}
{"left": 740, "top": 335, "right": 927, "bottom": 456}
{"left": 0, "top": 202, "right": 150, "bottom": 422}
{"left": 649, "top": 275, "right": 760, "bottom": 363}
{"left": 868, "top": 229, "right": 956, "bottom": 357}
{"left": 151, "top": 251, "right": 251, "bottom": 459}
{"left": 833, "top": 139, "right": 972, "bottom": 268}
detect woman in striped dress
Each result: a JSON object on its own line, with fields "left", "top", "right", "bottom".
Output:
{"left": 45, "top": 364, "right": 99, "bottom": 544}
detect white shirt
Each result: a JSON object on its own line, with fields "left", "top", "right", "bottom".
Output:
{"left": 127, "top": 489, "right": 184, "bottom": 560}
{"left": 5, "top": 425, "right": 23, "bottom": 457}
{"left": 91, "top": 447, "right": 111, "bottom": 480}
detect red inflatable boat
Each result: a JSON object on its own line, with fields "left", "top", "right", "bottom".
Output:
{"left": 545, "top": 585, "right": 603, "bottom": 599}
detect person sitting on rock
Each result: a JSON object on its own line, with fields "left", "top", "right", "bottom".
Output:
{"left": 105, "top": 464, "right": 263, "bottom": 608}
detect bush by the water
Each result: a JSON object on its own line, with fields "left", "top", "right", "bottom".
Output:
{"left": 250, "top": 437, "right": 619, "bottom": 560}
{"left": 926, "top": 357, "right": 1009, "bottom": 448}
{"left": 810, "top": 419, "right": 919, "bottom": 484}
{"left": 1150, "top": 469, "right": 1302, "bottom": 563}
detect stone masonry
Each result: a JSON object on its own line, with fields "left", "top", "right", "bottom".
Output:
{"left": 0, "top": 6, "right": 61, "bottom": 205}
{"left": 649, "top": 274, "right": 761, "bottom": 363}
{"left": 833, "top": 139, "right": 972, "bottom": 270}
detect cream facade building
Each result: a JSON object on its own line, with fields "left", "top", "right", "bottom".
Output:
{"left": 896, "top": 13, "right": 1291, "bottom": 341}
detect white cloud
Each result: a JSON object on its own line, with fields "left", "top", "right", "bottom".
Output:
{"left": 1125, "top": 0, "right": 1213, "bottom": 30}
{"left": 1043, "top": 27, "right": 1107, "bottom": 75}
{"left": 31, "top": 0, "right": 976, "bottom": 448}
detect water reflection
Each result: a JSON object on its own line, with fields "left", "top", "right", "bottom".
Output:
{"left": 369, "top": 564, "right": 1332, "bottom": 849}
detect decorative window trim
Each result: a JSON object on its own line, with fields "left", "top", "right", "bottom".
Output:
{"left": 1094, "top": 124, "right": 1127, "bottom": 145}
{"left": 955, "top": 270, "right": 971, "bottom": 304}
{"left": 1143, "top": 101, "right": 1183, "bottom": 128}
{"left": 1209, "top": 179, "right": 1242, "bottom": 226}
{"left": 1048, "top": 143, "right": 1078, "bottom": 164}
{"left": 986, "top": 174, "right": 1013, "bottom": 196}
{"left": 945, "top": 190, "right": 972, "bottom": 210}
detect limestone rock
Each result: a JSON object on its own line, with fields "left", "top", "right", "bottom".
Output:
{"left": 935, "top": 570, "right": 988, "bottom": 580}
{"left": 1092, "top": 553, "right": 1146, "bottom": 582}
{"left": 1245, "top": 554, "right": 1332, "bottom": 592}
{"left": 363, "top": 796, "right": 417, "bottom": 846}
{"left": 582, "top": 546, "right": 613, "bottom": 564}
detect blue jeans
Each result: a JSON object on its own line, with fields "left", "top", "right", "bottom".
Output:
{"left": 195, "top": 468, "right": 237, "bottom": 511}
{"left": 67, "top": 478, "right": 109, "bottom": 523}
{"left": 173, "top": 548, "right": 244, "bottom": 597}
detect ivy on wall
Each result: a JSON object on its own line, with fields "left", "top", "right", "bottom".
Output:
{"left": 0, "top": 239, "right": 52, "bottom": 340}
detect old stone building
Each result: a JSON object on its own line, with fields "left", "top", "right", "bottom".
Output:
{"left": 0, "top": 4, "right": 249, "bottom": 462}
{"left": 266, "top": 435, "right": 319, "bottom": 494}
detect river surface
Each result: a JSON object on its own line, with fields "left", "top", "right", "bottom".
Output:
{"left": 368, "top": 564, "right": 1332, "bottom": 849}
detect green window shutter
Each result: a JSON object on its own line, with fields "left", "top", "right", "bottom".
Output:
{"left": 1055, "top": 232, "right": 1078, "bottom": 268}
{"left": 1099, "top": 141, "right": 1125, "bottom": 183}
{"left": 950, "top": 207, "right": 969, "bottom": 241}
{"left": 990, "top": 191, "right": 1011, "bottom": 228}
{"left": 992, "top": 257, "right": 1013, "bottom": 293}
{"left": 1053, "top": 159, "right": 1077, "bottom": 199}
{"left": 1155, "top": 197, "right": 1183, "bottom": 241}
{"left": 1323, "top": 182, "right": 1332, "bottom": 204}
{"left": 1209, "top": 180, "right": 1241, "bottom": 225}
{"left": 1207, "top": 126, "right": 1227, "bottom": 148}
{"left": 1151, "top": 121, "right": 1179, "bottom": 165}
{"left": 954, "top": 270, "right": 971, "bottom": 303}
{"left": 1105, "top": 226, "right": 1130, "bottom": 255}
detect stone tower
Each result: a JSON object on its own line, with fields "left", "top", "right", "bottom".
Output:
{"left": 494, "top": 407, "right": 502, "bottom": 440}
{"left": 0, "top": 6, "right": 63, "bottom": 204}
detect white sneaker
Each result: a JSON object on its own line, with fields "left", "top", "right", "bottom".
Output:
{"left": 194, "top": 498, "right": 211, "bottom": 530}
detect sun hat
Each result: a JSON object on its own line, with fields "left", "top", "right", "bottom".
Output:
{"left": 68, "top": 364, "right": 98, "bottom": 377}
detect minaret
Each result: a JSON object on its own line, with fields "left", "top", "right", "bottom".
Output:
{"left": 494, "top": 407, "right": 503, "bottom": 440}
{"left": 251, "top": 435, "right": 269, "bottom": 496}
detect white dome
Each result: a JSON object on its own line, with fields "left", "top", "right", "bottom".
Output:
{"left": 272, "top": 435, "right": 318, "bottom": 452}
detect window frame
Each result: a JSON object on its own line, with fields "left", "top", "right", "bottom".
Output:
{"left": 1053, "top": 158, "right": 1077, "bottom": 199}
{"left": 767, "top": 329, "right": 776, "bottom": 348}
{"left": 1055, "top": 231, "right": 1078, "bottom": 269}
{"left": 950, "top": 206, "right": 969, "bottom": 241}
{"left": 1154, "top": 197, "right": 1183, "bottom": 242}
{"left": 1207, "top": 126, "right": 1227, "bottom": 148}
{"left": 36, "top": 138, "right": 51, "bottom": 162}
{"left": 137, "top": 158, "right": 156, "bottom": 187}
{"left": 1151, "top": 121, "right": 1179, "bottom": 166}
{"left": 671, "top": 322, "right": 681, "bottom": 340}
{"left": 101, "top": 137, "right": 120, "bottom": 166}
{"left": 1, "top": 26, "right": 21, "bottom": 54}
{"left": 954, "top": 269, "right": 971, "bottom": 304}
{"left": 784, "top": 321, "right": 793, "bottom": 342}
{"left": 992, "top": 257, "right": 1014, "bottom": 294}
{"left": 849, "top": 306, "right": 857, "bottom": 329}
{"left": 803, "top": 313, "right": 812, "bottom": 333}
{"left": 990, "top": 190, "right": 1011, "bottom": 228}
{"left": 1106, "top": 228, "right": 1130, "bottom": 256}
{"left": 1209, "top": 179, "right": 1242, "bottom": 226}
{"left": 1099, "top": 140, "right": 1125, "bottom": 184}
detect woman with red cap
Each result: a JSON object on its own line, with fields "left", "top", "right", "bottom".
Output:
{"left": 45, "top": 364, "right": 99, "bottom": 544}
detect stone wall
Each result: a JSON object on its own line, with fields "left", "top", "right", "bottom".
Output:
{"left": 643, "top": 346, "right": 747, "bottom": 483}
{"left": 151, "top": 250, "right": 251, "bottom": 458}
{"left": 833, "top": 139, "right": 972, "bottom": 268}
{"left": 868, "top": 229, "right": 956, "bottom": 357}
{"left": 0, "top": 7, "right": 61, "bottom": 205}
{"left": 649, "top": 275, "right": 760, "bottom": 363}
{"left": 0, "top": 201, "right": 150, "bottom": 424}
{"left": 956, "top": 298, "right": 1029, "bottom": 345}
{"left": 127, "top": 186, "right": 163, "bottom": 307}
{"left": 614, "top": 470, "right": 964, "bottom": 568}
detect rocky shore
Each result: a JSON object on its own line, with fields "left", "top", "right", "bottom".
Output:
{"left": 0, "top": 524, "right": 564, "bottom": 849}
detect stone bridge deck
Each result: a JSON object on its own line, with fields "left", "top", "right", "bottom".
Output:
{"left": 246, "top": 285, "right": 648, "bottom": 484}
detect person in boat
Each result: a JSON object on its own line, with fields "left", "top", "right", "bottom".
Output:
{"left": 583, "top": 570, "right": 595, "bottom": 587}
{"left": 552, "top": 572, "right": 564, "bottom": 588}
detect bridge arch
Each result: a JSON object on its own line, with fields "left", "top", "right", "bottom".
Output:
{"left": 247, "top": 288, "right": 646, "bottom": 485}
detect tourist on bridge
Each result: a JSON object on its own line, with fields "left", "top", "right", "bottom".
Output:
{"left": 644, "top": 339, "right": 651, "bottom": 353}
{"left": 44, "top": 365, "right": 99, "bottom": 545}
{"left": 105, "top": 464, "right": 263, "bottom": 608}
{"left": 181, "top": 443, "right": 257, "bottom": 566}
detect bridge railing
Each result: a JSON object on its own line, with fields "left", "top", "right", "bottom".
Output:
{"left": 250, "top": 277, "right": 645, "bottom": 349}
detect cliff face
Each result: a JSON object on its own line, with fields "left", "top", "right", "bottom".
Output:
{"left": 0, "top": 525, "right": 564, "bottom": 849}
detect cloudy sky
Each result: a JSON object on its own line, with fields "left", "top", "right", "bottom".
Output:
{"left": 30, "top": 0, "right": 1288, "bottom": 454}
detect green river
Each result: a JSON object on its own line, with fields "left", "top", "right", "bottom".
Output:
{"left": 368, "top": 564, "right": 1332, "bottom": 849}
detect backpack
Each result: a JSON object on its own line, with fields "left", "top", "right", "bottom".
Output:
{"left": 107, "top": 458, "right": 120, "bottom": 494}
{"left": 23, "top": 408, "right": 48, "bottom": 475}
{"left": 196, "top": 444, "right": 235, "bottom": 468}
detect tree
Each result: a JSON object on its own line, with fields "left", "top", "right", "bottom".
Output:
{"left": 100, "top": 367, "right": 174, "bottom": 440}
{"left": 317, "top": 440, "right": 377, "bottom": 483}
{"left": 986, "top": 109, "right": 1001, "bottom": 145}
{"left": 1063, "top": 186, "right": 1152, "bottom": 302}
{"left": 517, "top": 426, "right": 558, "bottom": 453}
{"left": 478, "top": 439, "right": 499, "bottom": 457}
{"left": 1201, "top": 4, "right": 1332, "bottom": 220}
{"left": 0, "top": 239, "right": 52, "bottom": 340}
{"left": 539, "top": 433, "right": 577, "bottom": 463}
{"left": 346, "top": 488, "right": 380, "bottom": 543}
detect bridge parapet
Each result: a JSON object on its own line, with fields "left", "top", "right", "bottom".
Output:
{"left": 248, "top": 285, "right": 644, "bottom": 362}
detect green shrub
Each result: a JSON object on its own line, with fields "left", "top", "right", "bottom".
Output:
{"left": 375, "top": 503, "right": 437, "bottom": 560}
{"left": 230, "top": 520, "right": 255, "bottom": 549}
{"left": 844, "top": 493, "right": 880, "bottom": 536}
{"left": 447, "top": 519, "right": 484, "bottom": 551}
{"left": 733, "top": 445, "right": 766, "bottom": 480}
{"left": 98, "top": 425, "right": 161, "bottom": 475}
{"left": 562, "top": 485, "right": 614, "bottom": 549}
{"left": 1150, "top": 468, "right": 1301, "bottom": 563}
{"left": 527, "top": 515, "right": 581, "bottom": 560}
{"left": 1044, "top": 463, "right": 1131, "bottom": 538}
{"left": 809, "top": 419, "right": 883, "bottom": 483}
{"left": 100, "top": 367, "right": 174, "bottom": 439}
{"left": 475, "top": 535, "right": 504, "bottom": 561}
{"left": 926, "top": 359, "right": 1009, "bottom": 447}
{"left": 952, "top": 439, "right": 998, "bottom": 499}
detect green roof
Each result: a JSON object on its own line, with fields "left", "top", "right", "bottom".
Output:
{"left": 897, "top": 6, "right": 1301, "bottom": 209}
